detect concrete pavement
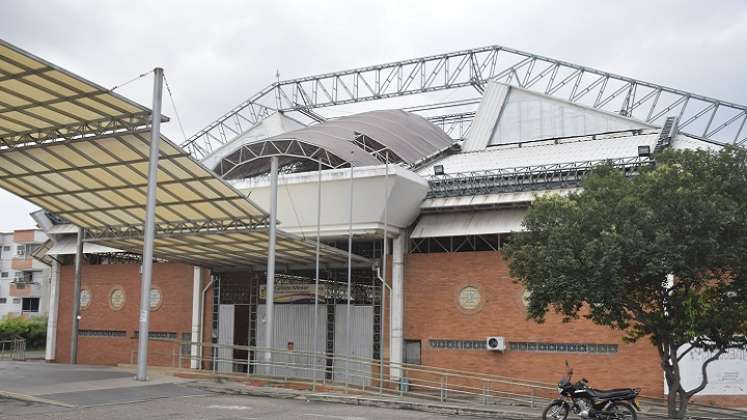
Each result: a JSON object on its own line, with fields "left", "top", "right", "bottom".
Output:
{"left": 0, "top": 361, "right": 484, "bottom": 419}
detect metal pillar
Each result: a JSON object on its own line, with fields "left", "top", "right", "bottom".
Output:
{"left": 380, "top": 157, "right": 389, "bottom": 390}
{"left": 45, "top": 259, "right": 60, "bottom": 361}
{"left": 345, "top": 164, "right": 354, "bottom": 388}
{"left": 263, "top": 156, "right": 279, "bottom": 371}
{"left": 190, "top": 267, "right": 202, "bottom": 369}
{"left": 70, "top": 227, "right": 84, "bottom": 364}
{"left": 312, "top": 160, "right": 322, "bottom": 390}
{"left": 390, "top": 233, "right": 406, "bottom": 381}
{"left": 136, "top": 67, "right": 164, "bottom": 381}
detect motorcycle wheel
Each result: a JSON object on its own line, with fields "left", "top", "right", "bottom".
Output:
{"left": 542, "top": 401, "right": 569, "bottom": 420}
{"left": 609, "top": 402, "right": 637, "bottom": 420}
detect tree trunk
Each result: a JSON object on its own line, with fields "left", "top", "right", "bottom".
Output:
{"left": 664, "top": 368, "right": 689, "bottom": 419}
{"left": 663, "top": 348, "right": 724, "bottom": 419}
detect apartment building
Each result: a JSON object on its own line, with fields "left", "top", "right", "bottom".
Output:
{"left": 0, "top": 229, "right": 50, "bottom": 319}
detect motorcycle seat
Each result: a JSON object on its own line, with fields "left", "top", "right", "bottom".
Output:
{"left": 589, "top": 388, "right": 636, "bottom": 399}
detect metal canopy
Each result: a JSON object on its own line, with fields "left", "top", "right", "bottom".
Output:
{"left": 0, "top": 39, "right": 164, "bottom": 148}
{"left": 0, "top": 130, "right": 268, "bottom": 234}
{"left": 93, "top": 229, "right": 370, "bottom": 270}
{"left": 0, "top": 128, "right": 368, "bottom": 268}
{"left": 215, "top": 110, "right": 454, "bottom": 179}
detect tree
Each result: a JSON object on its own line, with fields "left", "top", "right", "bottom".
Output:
{"left": 504, "top": 146, "right": 747, "bottom": 419}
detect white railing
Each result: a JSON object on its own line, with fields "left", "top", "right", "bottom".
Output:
{"left": 135, "top": 340, "right": 560, "bottom": 409}
{"left": 0, "top": 338, "right": 26, "bottom": 361}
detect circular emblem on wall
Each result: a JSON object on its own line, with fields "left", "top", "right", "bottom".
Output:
{"left": 458, "top": 286, "right": 482, "bottom": 312}
{"left": 109, "top": 286, "right": 126, "bottom": 311}
{"left": 149, "top": 287, "right": 162, "bottom": 311}
{"left": 80, "top": 288, "right": 92, "bottom": 309}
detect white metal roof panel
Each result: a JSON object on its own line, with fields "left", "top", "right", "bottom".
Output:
{"left": 462, "top": 82, "right": 509, "bottom": 151}
{"left": 411, "top": 208, "right": 526, "bottom": 238}
{"left": 418, "top": 131, "right": 659, "bottom": 176}
{"left": 46, "top": 236, "right": 121, "bottom": 255}
{"left": 420, "top": 188, "right": 577, "bottom": 210}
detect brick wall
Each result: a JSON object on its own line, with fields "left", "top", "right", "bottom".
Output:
{"left": 403, "top": 251, "right": 664, "bottom": 397}
{"left": 55, "top": 262, "right": 213, "bottom": 367}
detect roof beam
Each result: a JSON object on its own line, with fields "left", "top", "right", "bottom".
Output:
{"left": 182, "top": 44, "right": 747, "bottom": 158}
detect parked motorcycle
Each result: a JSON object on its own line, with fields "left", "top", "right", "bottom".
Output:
{"left": 542, "top": 362, "right": 640, "bottom": 420}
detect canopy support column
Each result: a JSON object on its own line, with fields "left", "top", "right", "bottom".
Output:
{"left": 70, "top": 226, "right": 83, "bottom": 364}
{"left": 312, "top": 160, "right": 322, "bottom": 390}
{"left": 380, "top": 156, "right": 389, "bottom": 391}
{"left": 136, "top": 67, "right": 164, "bottom": 381}
{"left": 190, "top": 267, "right": 202, "bottom": 369}
{"left": 345, "top": 165, "right": 354, "bottom": 389}
{"left": 263, "top": 156, "right": 279, "bottom": 373}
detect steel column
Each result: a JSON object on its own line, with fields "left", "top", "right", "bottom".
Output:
{"left": 380, "top": 158, "right": 389, "bottom": 391}
{"left": 136, "top": 67, "right": 164, "bottom": 381}
{"left": 70, "top": 227, "right": 84, "bottom": 364}
{"left": 312, "top": 160, "right": 322, "bottom": 390}
{"left": 263, "top": 156, "right": 279, "bottom": 371}
{"left": 345, "top": 164, "right": 354, "bottom": 388}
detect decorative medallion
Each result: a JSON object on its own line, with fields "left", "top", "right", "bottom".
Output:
{"left": 149, "top": 287, "right": 162, "bottom": 311}
{"left": 109, "top": 287, "right": 126, "bottom": 311}
{"left": 457, "top": 286, "right": 482, "bottom": 311}
{"left": 80, "top": 288, "right": 92, "bottom": 309}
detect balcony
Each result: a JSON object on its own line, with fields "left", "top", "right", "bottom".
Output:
{"left": 9, "top": 282, "right": 33, "bottom": 298}
{"left": 11, "top": 257, "right": 33, "bottom": 271}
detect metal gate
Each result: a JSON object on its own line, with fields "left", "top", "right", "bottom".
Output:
{"left": 256, "top": 304, "right": 326, "bottom": 380}
{"left": 217, "top": 304, "right": 235, "bottom": 372}
{"left": 333, "top": 304, "right": 373, "bottom": 386}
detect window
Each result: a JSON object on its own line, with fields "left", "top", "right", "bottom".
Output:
{"left": 16, "top": 245, "right": 25, "bottom": 256}
{"left": 2, "top": 246, "right": 9, "bottom": 252}
{"left": 0, "top": 272, "right": 7, "bottom": 278}
{"left": 0, "top": 298, "right": 6, "bottom": 304}
{"left": 12, "top": 298, "right": 20, "bottom": 304}
{"left": 404, "top": 340, "right": 422, "bottom": 365}
{"left": 22, "top": 297, "right": 39, "bottom": 313}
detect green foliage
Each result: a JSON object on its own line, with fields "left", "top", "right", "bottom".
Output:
{"left": 0, "top": 315, "right": 47, "bottom": 349}
{"left": 504, "top": 146, "right": 747, "bottom": 415}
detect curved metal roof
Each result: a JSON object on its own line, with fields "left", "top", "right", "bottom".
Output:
{"left": 212, "top": 109, "right": 454, "bottom": 179}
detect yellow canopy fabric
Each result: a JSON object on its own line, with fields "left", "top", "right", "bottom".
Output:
{"left": 0, "top": 39, "right": 163, "bottom": 148}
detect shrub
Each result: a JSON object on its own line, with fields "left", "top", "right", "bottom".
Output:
{"left": 0, "top": 315, "right": 47, "bottom": 349}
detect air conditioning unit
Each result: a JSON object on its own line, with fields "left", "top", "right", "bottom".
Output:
{"left": 486, "top": 336, "right": 506, "bottom": 351}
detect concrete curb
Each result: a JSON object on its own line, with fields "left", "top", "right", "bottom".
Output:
{"left": 0, "top": 390, "right": 76, "bottom": 408}
{"left": 193, "top": 381, "right": 747, "bottom": 420}
{"left": 193, "top": 382, "right": 540, "bottom": 419}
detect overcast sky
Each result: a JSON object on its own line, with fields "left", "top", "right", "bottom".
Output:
{"left": 1, "top": 0, "right": 747, "bottom": 231}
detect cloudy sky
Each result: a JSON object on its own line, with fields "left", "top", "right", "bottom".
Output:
{"left": 1, "top": 0, "right": 747, "bottom": 231}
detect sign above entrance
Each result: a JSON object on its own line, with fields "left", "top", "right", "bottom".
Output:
{"left": 260, "top": 284, "right": 328, "bottom": 304}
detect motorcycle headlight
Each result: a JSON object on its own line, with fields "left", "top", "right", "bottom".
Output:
{"left": 557, "top": 386, "right": 564, "bottom": 393}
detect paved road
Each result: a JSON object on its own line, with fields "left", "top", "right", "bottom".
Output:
{"left": 0, "top": 362, "right": 488, "bottom": 419}
{"left": 0, "top": 393, "right": 485, "bottom": 419}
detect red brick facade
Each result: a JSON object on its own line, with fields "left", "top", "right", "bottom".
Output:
{"left": 55, "top": 262, "right": 213, "bottom": 367}
{"left": 55, "top": 251, "right": 747, "bottom": 405}
{"left": 403, "top": 251, "right": 664, "bottom": 396}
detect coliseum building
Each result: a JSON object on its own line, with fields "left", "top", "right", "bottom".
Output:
{"left": 0, "top": 39, "right": 744, "bottom": 406}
